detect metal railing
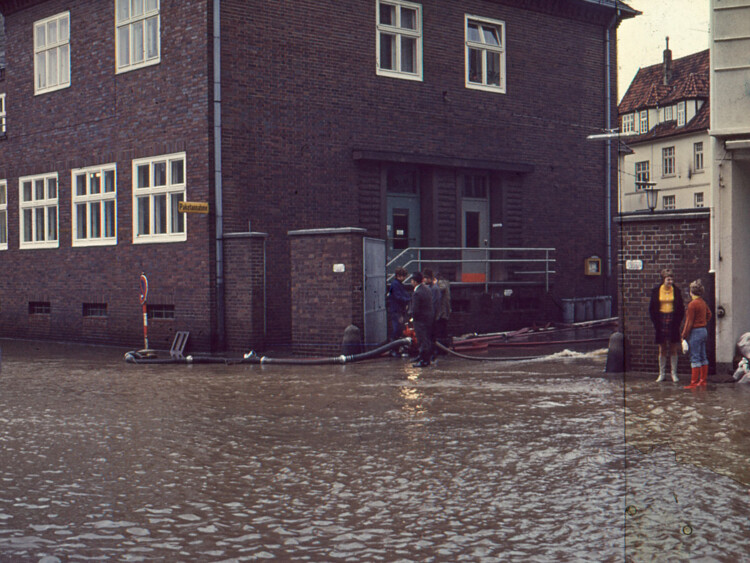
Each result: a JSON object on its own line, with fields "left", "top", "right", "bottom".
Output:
{"left": 386, "top": 246, "right": 556, "bottom": 292}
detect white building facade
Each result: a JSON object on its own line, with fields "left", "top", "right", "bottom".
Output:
{"left": 710, "top": 0, "right": 750, "bottom": 369}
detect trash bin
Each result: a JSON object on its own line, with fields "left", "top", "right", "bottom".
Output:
{"left": 584, "top": 298, "right": 594, "bottom": 321}
{"left": 594, "top": 296, "right": 612, "bottom": 319}
{"left": 574, "top": 298, "right": 586, "bottom": 322}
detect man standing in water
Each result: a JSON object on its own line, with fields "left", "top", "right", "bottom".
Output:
{"left": 409, "top": 271, "right": 434, "bottom": 368}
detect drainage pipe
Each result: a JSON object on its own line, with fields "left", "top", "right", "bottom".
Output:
{"left": 213, "top": 0, "right": 226, "bottom": 347}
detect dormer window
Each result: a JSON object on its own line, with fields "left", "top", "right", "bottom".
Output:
{"left": 639, "top": 110, "right": 648, "bottom": 134}
{"left": 664, "top": 105, "right": 673, "bottom": 122}
{"left": 622, "top": 113, "right": 635, "bottom": 133}
{"left": 677, "top": 101, "right": 685, "bottom": 126}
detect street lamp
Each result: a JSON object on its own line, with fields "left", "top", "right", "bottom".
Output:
{"left": 636, "top": 181, "right": 659, "bottom": 212}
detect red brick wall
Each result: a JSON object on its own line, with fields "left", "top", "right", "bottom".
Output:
{"left": 618, "top": 212, "right": 714, "bottom": 372}
{"left": 289, "top": 229, "right": 366, "bottom": 356}
{"left": 224, "top": 232, "right": 268, "bottom": 353}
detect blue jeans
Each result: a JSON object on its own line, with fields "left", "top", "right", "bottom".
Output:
{"left": 688, "top": 327, "right": 708, "bottom": 368}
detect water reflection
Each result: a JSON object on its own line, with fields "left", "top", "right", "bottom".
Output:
{"left": 0, "top": 340, "right": 748, "bottom": 561}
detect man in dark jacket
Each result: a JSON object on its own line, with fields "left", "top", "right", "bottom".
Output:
{"left": 409, "top": 271, "right": 434, "bottom": 367}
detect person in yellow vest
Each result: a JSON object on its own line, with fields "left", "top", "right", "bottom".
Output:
{"left": 648, "top": 268, "right": 685, "bottom": 382}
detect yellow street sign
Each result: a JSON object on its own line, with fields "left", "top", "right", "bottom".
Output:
{"left": 178, "top": 201, "right": 209, "bottom": 214}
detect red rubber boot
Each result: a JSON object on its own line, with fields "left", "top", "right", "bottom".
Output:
{"left": 684, "top": 367, "right": 700, "bottom": 389}
{"left": 697, "top": 364, "right": 708, "bottom": 386}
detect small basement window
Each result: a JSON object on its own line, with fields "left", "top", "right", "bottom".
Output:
{"left": 29, "top": 301, "right": 51, "bottom": 314}
{"left": 147, "top": 304, "right": 175, "bottom": 320}
{"left": 83, "top": 302, "right": 107, "bottom": 317}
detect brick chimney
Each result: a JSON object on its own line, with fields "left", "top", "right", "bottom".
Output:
{"left": 663, "top": 37, "right": 672, "bottom": 85}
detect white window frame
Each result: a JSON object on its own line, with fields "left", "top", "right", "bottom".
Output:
{"left": 621, "top": 113, "right": 635, "bottom": 133}
{"left": 635, "top": 161, "right": 650, "bottom": 189}
{"left": 132, "top": 152, "right": 187, "bottom": 244}
{"left": 0, "top": 180, "right": 7, "bottom": 250}
{"left": 677, "top": 101, "right": 686, "bottom": 126}
{"left": 376, "top": 0, "right": 423, "bottom": 81}
{"left": 664, "top": 105, "right": 673, "bottom": 121}
{"left": 34, "top": 12, "right": 71, "bottom": 95}
{"left": 465, "top": 14, "right": 506, "bottom": 93}
{"left": 694, "top": 192, "right": 704, "bottom": 208}
{"left": 0, "top": 94, "right": 5, "bottom": 135}
{"left": 116, "top": 0, "right": 160, "bottom": 74}
{"left": 639, "top": 110, "right": 648, "bottom": 134}
{"left": 663, "top": 194, "right": 676, "bottom": 210}
{"left": 662, "top": 146, "right": 675, "bottom": 177}
{"left": 19, "top": 172, "right": 59, "bottom": 249}
{"left": 694, "top": 142, "right": 704, "bottom": 172}
{"left": 72, "top": 164, "right": 118, "bottom": 247}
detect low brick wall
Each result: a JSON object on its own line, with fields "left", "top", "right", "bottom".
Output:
{"left": 289, "top": 228, "right": 366, "bottom": 356}
{"left": 617, "top": 211, "right": 714, "bottom": 373}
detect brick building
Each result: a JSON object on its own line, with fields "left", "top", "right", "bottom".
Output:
{"left": 0, "top": 0, "right": 635, "bottom": 353}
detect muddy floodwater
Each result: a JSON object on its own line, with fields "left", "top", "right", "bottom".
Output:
{"left": 0, "top": 339, "right": 749, "bottom": 562}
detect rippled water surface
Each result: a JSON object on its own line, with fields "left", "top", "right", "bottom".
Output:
{"left": 0, "top": 340, "right": 748, "bottom": 562}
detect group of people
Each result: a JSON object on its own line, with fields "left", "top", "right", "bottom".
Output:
{"left": 387, "top": 267, "right": 451, "bottom": 368}
{"left": 649, "top": 268, "right": 712, "bottom": 388}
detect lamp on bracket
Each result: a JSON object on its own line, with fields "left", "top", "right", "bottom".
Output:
{"left": 636, "top": 181, "right": 659, "bottom": 212}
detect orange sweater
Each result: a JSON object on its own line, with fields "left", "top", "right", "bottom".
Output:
{"left": 681, "top": 297, "right": 712, "bottom": 339}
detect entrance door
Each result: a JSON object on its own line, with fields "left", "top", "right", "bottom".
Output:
{"left": 387, "top": 194, "right": 420, "bottom": 267}
{"left": 461, "top": 197, "right": 489, "bottom": 282}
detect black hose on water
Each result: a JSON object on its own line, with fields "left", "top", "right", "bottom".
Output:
{"left": 124, "top": 338, "right": 412, "bottom": 365}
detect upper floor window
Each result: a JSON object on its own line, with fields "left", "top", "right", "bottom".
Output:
{"left": 677, "top": 101, "right": 686, "bottom": 126}
{"left": 662, "top": 146, "right": 675, "bottom": 177}
{"left": 635, "top": 161, "right": 650, "bottom": 188}
{"left": 664, "top": 105, "right": 673, "bottom": 121}
{"left": 694, "top": 192, "right": 704, "bottom": 208}
{"left": 0, "top": 94, "right": 5, "bottom": 135}
{"left": 376, "top": 0, "right": 422, "bottom": 81}
{"left": 663, "top": 194, "right": 676, "bottom": 210}
{"left": 72, "top": 164, "right": 117, "bottom": 247}
{"left": 693, "top": 142, "right": 704, "bottom": 172}
{"left": 116, "top": 0, "right": 160, "bottom": 73}
{"left": 19, "top": 173, "right": 59, "bottom": 249}
{"left": 34, "top": 12, "right": 70, "bottom": 95}
{"left": 639, "top": 110, "right": 648, "bottom": 134}
{"left": 622, "top": 113, "right": 635, "bottom": 133}
{"left": 465, "top": 15, "right": 505, "bottom": 93}
{"left": 0, "top": 181, "right": 7, "bottom": 250}
{"left": 132, "top": 152, "right": 186, "bottom": 243}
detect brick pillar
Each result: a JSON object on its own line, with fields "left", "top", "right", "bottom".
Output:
{"left": 223, "top": 232, "right": 268, "bottom": 353}
{"left": 617, "top": 211, "right": 713, "bottom": 372}
{"left": 288, "top": 228, "right": 366, "bottom": 356}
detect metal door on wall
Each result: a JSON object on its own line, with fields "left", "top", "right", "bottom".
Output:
{"left": 387, "top": 194, "right": 420, "bottom": 266}
{"left": 364, "top": 237, "right": 387, "bottom": 347}
{"left": 461, "top": 197, "right": 489, "bottom": 282}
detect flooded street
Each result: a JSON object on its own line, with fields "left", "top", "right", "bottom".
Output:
{"left": 0, "top": 339, "right": 748, "bottom": 562}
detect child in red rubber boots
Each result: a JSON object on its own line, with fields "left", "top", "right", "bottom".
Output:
{"left": 682, "top": 279, "right": 712, "bottom": 389}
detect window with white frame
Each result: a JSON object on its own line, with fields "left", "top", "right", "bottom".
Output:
{"left": 116, "top": 0, "right": 160, "bottom": 73}
{"left": 694, "top": 192, "right": 704, "bottom": 208}
{"left": 132, "top": 152, "right": 186, "bottom": 243}
{"left": 693, "top": 142, "right": 704, "bottom": 171}
{"left": 635, "top": 161, "right": 650, "bottom": 189}
{"left": 662, "top": 146, "right": 675, "bottom": 176}
{"left": 465, "top": 15, "right": 505, "bottom": 92}
{"left": 72, "top": 165, "right": 117, "bottom": 246}
{"left": 663, "top": 194, "right": 676, "bottom": 210}
{"left": 677, "top": 101, "right": 686, "bottom": 126}
{"left": 0, "top": 94, "right": 5, "bottom": 135}
{"left": 622, "top": 113, "right": 635, "bottom": 133}
{"left": 34, "top": 12, "right": 70, "bottom": 95}
{"left": 19, "top": 173, "right": 59, "bottom": 249}
{"left": 664, "top": 105, "right": 673, "bottom": 121}
{"left": 376, "top": 0, "right": 422, "bottom": 80}
{"left": 639, "top": 110, "right": 648, "bottom": 134}
{"left": 0, "top": 181, "right": 7, "bottom": 250}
